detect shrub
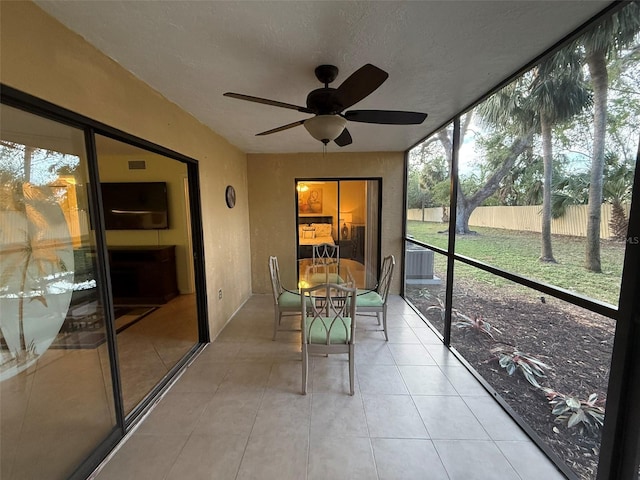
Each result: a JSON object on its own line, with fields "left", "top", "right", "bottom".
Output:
{"left": 455, "top": 312, "right": 501, "bottom": 341}
{"left": 492, "top": 347, "right": 549, "bottom": 388}
{"left": 423, "top": 293, "right": 501, "bottom": 342}
{"left": 543, "top": 388, "right": 605, "bottom": 435}
{"left": 424, "top": 295, "right": 447, "bottom": 323}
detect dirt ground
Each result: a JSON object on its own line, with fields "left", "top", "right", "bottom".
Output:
{"left": 406, "top": 280, "right": 614, "bottom": 480}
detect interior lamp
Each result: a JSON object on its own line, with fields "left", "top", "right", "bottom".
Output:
{"left": 304, "top": 115, "right": 347, "bottom": 144}
{"left": 340, "top": 212, "right": 353, "bottom": 240}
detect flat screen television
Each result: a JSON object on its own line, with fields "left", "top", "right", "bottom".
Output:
{"left": 101, "top": 182, "right": 169, "bottom": 230}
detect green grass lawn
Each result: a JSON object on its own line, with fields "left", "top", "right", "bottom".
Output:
{"left": 407, "top": 221, "right": 626, "bottom": 306}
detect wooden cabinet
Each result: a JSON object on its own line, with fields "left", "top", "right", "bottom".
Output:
{"left": 108, "top": 245, "right": 178, "bottom": 305}
{"left": 298, "top": 245, "right": 313, "bottom": 259}
{"left": 351, "top": 225, "right": 365, "bottom": 264}
{"left": 339, "top": 239, "right": 354, "bottom": 259}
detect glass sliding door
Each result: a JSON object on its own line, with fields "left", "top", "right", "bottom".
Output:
{"left": 95, "top": 135, "right": 199, "bottom": 415}
{"left": 296, "top": 178, "right": 381, "bottom": 287}
{"left": 338, "top": 179, "right": 379, "bottom": 288}
{"left": 0, "top": 105, "right": 117, "bottom": 479}
{"left": 362, "top": 179, "right": 380, "bottom": 288}
{"left": 296, "top": 180, "right": 339, "bottom": 280}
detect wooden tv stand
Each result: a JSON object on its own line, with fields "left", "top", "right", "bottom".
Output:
{"left": 108, "top": 245, "right": 178, "bottom": 305}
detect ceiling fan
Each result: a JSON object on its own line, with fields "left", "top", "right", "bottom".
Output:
{"left": 224, "top": 64, "right": 428, "bottom": 147}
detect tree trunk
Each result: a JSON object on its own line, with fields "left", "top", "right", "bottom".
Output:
{"left": 436, "top": 117, "right": 534, "bottom": 236}
{"left": 24, "top": 146, "right": 34, "bottom": 182}
{"left": 609, "top": 200, "right": 628, "bottom": 240}
{"left": 585, "top": 50, "right": 608, "bottom": 273}
{"left": 540, "top": 114, "right": 556, "bottom": 262}
{"left": 456, "top": 130, "right": 535, "bottom": 234}
{"left": 455, "top": 188, "right": 471, "bottom": 234}
{"left": 18, "top": 147, "right": 35, "bottom": 358}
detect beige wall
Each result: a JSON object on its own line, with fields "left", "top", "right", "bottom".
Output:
{"left": 0, "top": 1, "right": 251, "bottom": 338}
{"left": 340, "top": 180, "right": 367, "bottom": 225}
{"left": 248, "top": 152, "right": 405, "bottom": 294}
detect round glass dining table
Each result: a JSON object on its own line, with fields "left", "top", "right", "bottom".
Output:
{"left": 293, "top": 258, "right": 375, "bottom": 294}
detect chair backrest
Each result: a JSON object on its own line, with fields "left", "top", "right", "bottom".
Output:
{"left": 301, "top": 283, "right": 356, "bottom": 345}
{"left": 376, "top": 255, "right": 395, "bottom": 302}
{"left": 268, "top": 256, "right": 283, "bottom": 303}
{"left": 312, "top": 243, "right": 339, "bottom": 265}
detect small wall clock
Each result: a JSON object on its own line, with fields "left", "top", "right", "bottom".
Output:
{"left": 225, "top": 185, "right": 236, "bottom": 208}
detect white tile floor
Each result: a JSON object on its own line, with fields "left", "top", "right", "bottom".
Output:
{"left": 92, "top": 294, "right": 566, "bottom": 480}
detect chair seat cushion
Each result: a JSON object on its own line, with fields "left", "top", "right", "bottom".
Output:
{"left": 279, "top": 291, "right": 304, "bottom": 308}
{"left": 305, "top": 316, "right": 352, "bottom": 344}
{"left": 355, "top": 290, "right": 383, "bottom": 307}
{"left": 308, "top": 273, "right": 344, "bottom": 285}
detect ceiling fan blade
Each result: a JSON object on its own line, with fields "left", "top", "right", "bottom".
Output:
{"left": 256, "top": 119, "right": 306, "bottom": 136}
{"left": 336, "top": 64, "right": 389, "bottom": 110}
{"left": 224, "top": 92, "right": 313, "bottom": 114}
{"left": 345, "top": 110, "right": 428, "bottom": 125}
{"left": 334, "top": 128, "right": 352, "bottom": 147}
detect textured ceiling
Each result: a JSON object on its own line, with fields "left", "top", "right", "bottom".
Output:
{"left": 35, "top": 1, "right": 611, "bottom": 154}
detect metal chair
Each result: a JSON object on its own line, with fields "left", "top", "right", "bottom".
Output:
{"left": 355, "top": 255, "right": 395, "bottom": 341}
{"left": 309, "top": 243, "right": 341, "bottom": 284}
{"left": 300, "top": 283, "right": 357, "bottom": 395}
{"left": 269, "top": 256, "right": 307, "bottom": 340}
{"left": 312, "top": 243, "right": 339, "bottom": 265}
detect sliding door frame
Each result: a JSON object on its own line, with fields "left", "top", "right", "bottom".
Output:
{"left": 294, "top": 176, "right": 383, "bottom": 285}
{"left": 1, "top": 85, "right": 210, "bottom": 479}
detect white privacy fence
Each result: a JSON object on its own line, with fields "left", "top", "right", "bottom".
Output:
{"left": 408, "top": 204, "right": 631, "bottom": 239}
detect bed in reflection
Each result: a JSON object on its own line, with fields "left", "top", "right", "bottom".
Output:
{"left": 297, "top": 215, "right": 335, "bottom": 258}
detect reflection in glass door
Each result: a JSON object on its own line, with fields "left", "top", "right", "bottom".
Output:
{"left": 296, "top": 179, "right": 380, "bottom": 288}
{"left": 0, "top": 105, "right": 117, "bottom": 479}
{"left": 95, "top": 135, "right": 199, "bottom": 415}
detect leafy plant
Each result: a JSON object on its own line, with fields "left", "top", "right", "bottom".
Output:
{"left": 543, "top": 388, "right": 605, "bottom": 435}
{"left": 424, "top": 295, "right": 447, "bottom": 323}
{"left": 454, "top": 312, "right": 501, "bottom": 341}
{"left": 492, "top": 347, "right": 549, "bottom": 388}
{"left": 422, "top": 293, "right": 501, "bottom": 342}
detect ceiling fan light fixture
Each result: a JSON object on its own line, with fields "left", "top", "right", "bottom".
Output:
{"left": 304, "top": 115, "right": 347, "bottom": 144}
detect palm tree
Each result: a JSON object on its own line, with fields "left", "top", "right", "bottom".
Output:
{"left": 476, "top": 53, "right": 590, "bottom": 260}
{"left": 581, "top": 2, "right": 640, "bottom": 272}
{"left": 548, "top": 152, "right": 634, "bottom": 243}
{"left": 603, "top": 155, "right": 634, "bottom": 240}
{"left": 551, "top": 172, "right": 590, "bottom": 219}
{"left": 528, "top": 49, "right": 591, "bottom": 262}
{"left": 0, "top": 144, "right": 75, "bottom": 378}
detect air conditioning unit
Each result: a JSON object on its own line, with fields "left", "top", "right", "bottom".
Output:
{"left": 405, "top": 246, "right": 436, "bottom": 283}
